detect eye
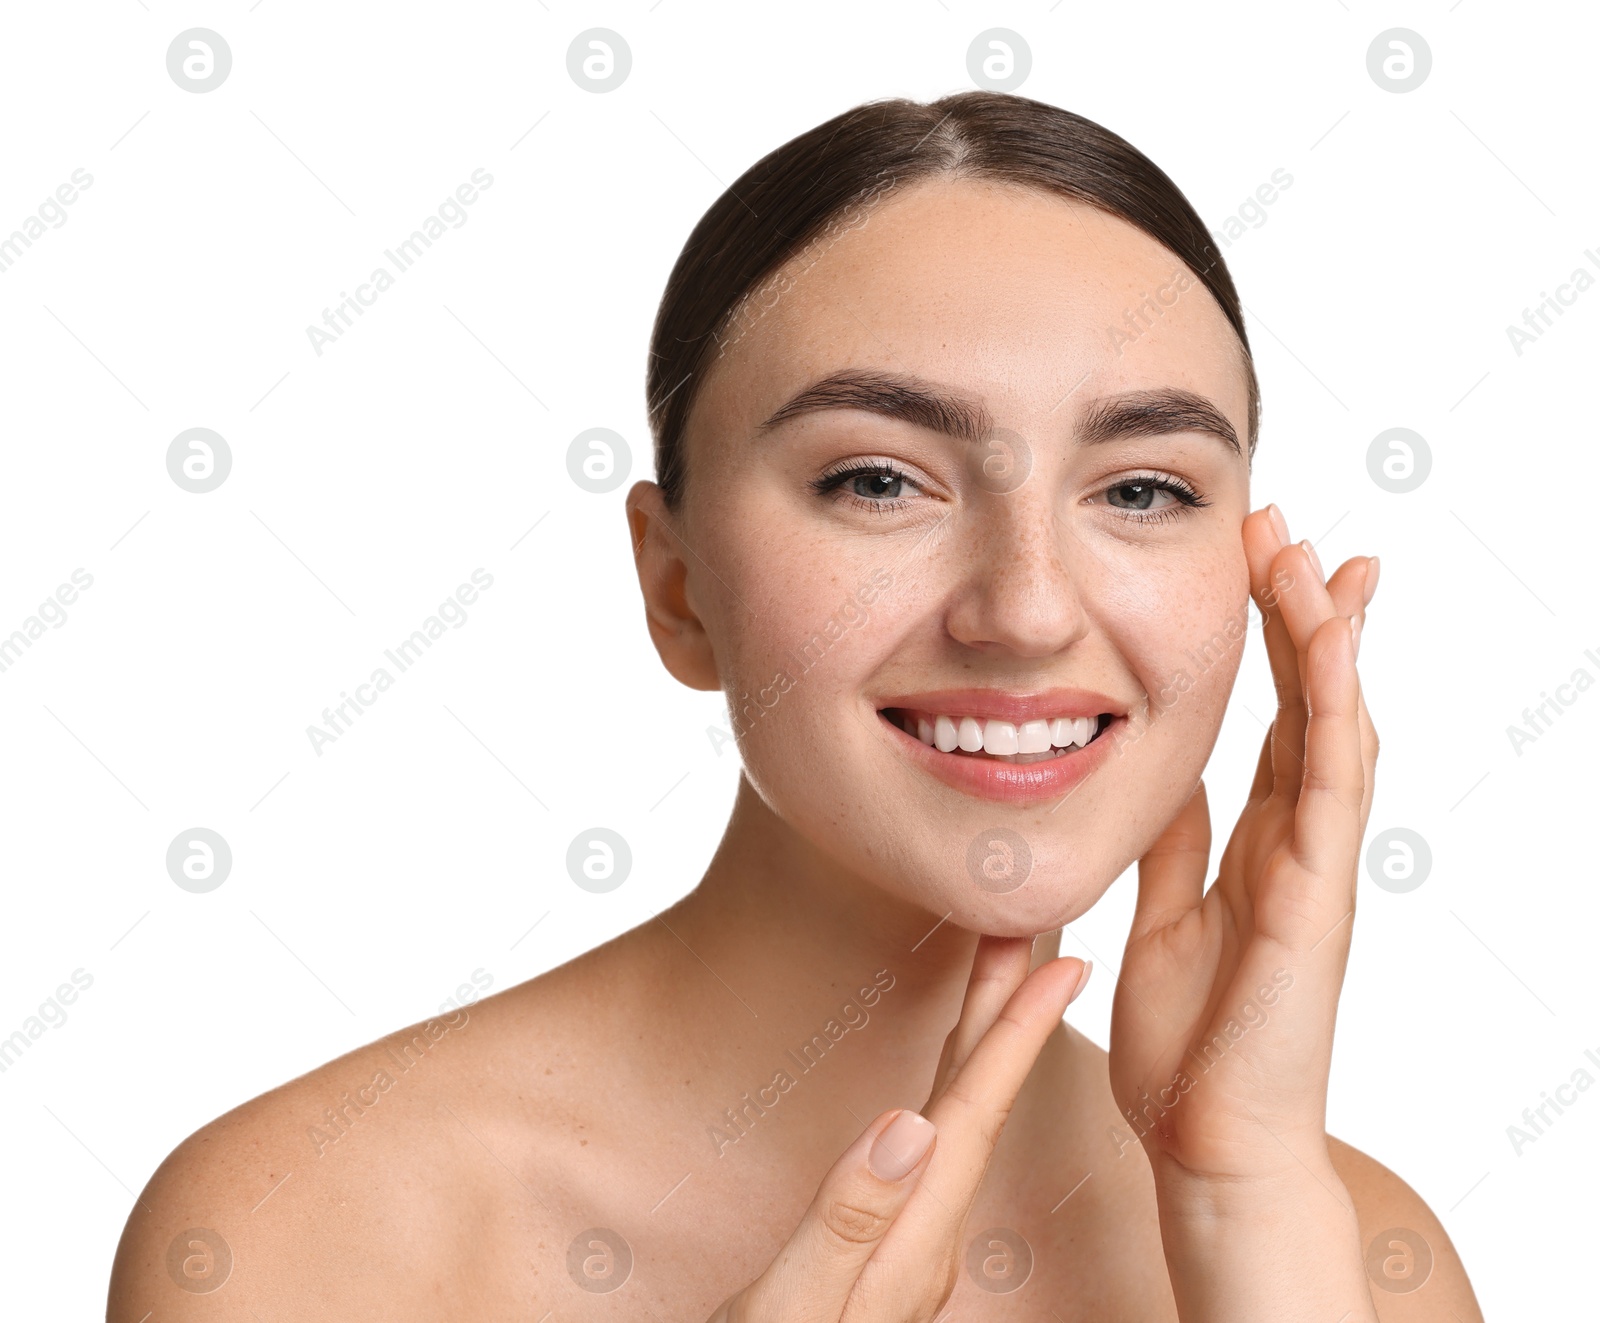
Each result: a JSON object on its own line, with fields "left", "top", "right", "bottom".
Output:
{"left": 1107, "top": 479, "right": 1174, "bottom": 511}
{"left": 845, "top": 467, "right": 905, "bottom": 500}
{"left": 1095, "top": 473, "right": 1208, "bottom": 525}
{"left": 810, "top": 459, "right": 927, "bottom": 514}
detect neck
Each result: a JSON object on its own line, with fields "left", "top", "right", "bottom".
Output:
{"left": 649, "top": 774, "right": 1073, "bottom": 1163}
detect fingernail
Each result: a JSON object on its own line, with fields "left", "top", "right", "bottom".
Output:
{"left": 1300, "top": 539, "right": 1324, "bottom": 582}
{"left": 869, "top": 1110, "right": 937, "bottom": 1181}
{"left": 1069, "top": 960, "right": 1094, "bottom": 1002}
{"left": 1363, "top": 556, "right": 1381, "bottom": 606}
{"left": 1265, "top": 503, "right": 1289, "bottom": 546}
{"left": 1350, "top": 614, "right": 1361, "bottom": 659}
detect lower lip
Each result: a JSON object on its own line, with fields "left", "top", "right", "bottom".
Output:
{"left": 877, "top": 711, "right": 1122, "bottom": 805}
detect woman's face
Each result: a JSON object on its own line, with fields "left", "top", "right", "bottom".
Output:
{"left": 635, "top": 176, "right": 1255, "bottom": 935}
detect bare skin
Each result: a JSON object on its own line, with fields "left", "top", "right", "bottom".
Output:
{"left": 108, "top": 178, "right": 1485, "bottom": 1320}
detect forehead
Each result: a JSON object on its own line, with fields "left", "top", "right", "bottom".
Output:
{"left": 697, "top": 176, "right": 1250, "bottom": 440}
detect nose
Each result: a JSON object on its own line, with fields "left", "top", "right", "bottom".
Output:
{"left": 942, "top": 489, "right": 1091, "bottom": 658}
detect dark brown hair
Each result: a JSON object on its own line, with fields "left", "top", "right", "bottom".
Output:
{"left": 646, "top": 90, "right": 1258, "bottom": 510}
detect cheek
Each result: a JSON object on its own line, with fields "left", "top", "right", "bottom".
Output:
{"left": 694, "top": 502, "right": 897, "bottom": 765}
{"left": 719, "top": 597, "right": 907, "bottom": 876}
{"left": 708, "top": 536, "right": 879, "bottom": 690}
{"left": 1096, "top": 539, "right": 1250, "bottom": 769}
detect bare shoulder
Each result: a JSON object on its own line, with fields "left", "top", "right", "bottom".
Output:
{"left": 1326, "top": 1135, "right": 1486, "bottom": 1321}
{"left": 107, "top": 941, "right": 645, "bottom": 1322}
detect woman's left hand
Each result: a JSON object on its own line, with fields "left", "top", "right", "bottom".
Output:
{"left": 1106, "top": 502, "right": 1380, "bottom": 1190}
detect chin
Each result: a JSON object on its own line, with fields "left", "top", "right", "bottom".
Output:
{"left": 871, "top": 835, "right": 1123, "bottom": 939}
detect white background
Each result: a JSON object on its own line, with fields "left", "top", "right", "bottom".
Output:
{"left": 1, "top": 2, "right": 1594, "bottom": 1317}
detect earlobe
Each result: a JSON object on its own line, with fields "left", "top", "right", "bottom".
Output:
{"left": 624, "top": 481, "right": 721, "bottom": 692}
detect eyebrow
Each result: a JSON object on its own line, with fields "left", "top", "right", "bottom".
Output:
{"left": 1079, "top": 386, "right": 1240, "bottom": 456}
{"left": 759, "top": 368, "right": 992, "bottom": 446}
{"left": 757, "top": 369, "right": 1240, "bottom": 456}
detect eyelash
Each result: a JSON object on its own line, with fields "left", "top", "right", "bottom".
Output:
{"left": 809, "top": 460, "right": 1210, "bottom": 524}
{"left": 810, "top": 459, "right": 921, "bottom": 515}
{"left": 1096, "top": 471, "right": 1210, "bottom": 525}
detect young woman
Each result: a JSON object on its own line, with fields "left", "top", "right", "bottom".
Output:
{"left": 109, "top": 91, "right": 1484, "bottom": 1320}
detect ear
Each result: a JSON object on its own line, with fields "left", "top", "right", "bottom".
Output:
{"left": 625, "top": 480, "right": 721, "bottom": 692}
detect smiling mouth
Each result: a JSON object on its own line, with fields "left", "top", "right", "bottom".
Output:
{"left": 879, "top": 708, "right": 1114, "bottom": 764}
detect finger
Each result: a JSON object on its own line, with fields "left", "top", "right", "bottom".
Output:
{"left": 1267, "top": 540, "right": 1325, "bottom": 793}
{"left": 1267, "top": 532, "right": 1370, "bottom": 801}
{"left": 1292, "top": 613, "right": 1365, "bottom": 889}
{"left": 1242, "top": 506, "right": 1291, "bottom": 644}
{"left": 924, "top": 935, "right": 1033, "bottom": 1108}
{"left": 1325, "top": 555, "right": 1370, "bottom": 632}
{"left": 923, "top": 956, "right": 1089, "bottom": 1143}
{"left": 1129, "top": 780, "right": 1210, "bottom": 943}
{"left": 1274, "top": 538, "right": 1367, "bottom": 683}
{"left": 850, "top": 958, "right": 1091, "bottom": 1309}
{"left": 1292, "top": 543, "right": 1382, "bottom": 812}
{"left": 1242, "top": 508, "right": 1308, "bottom": 799}
{"left": 1244, "top": 507, "right": 1379, "bottom": 876}
{"left": 1262, "top": 535, "right": 1382, "bottom": 864}
{"left": 1326, "top": 555, "right": 1380, "bottom": 826}
{"left": 727, "top": 1107, "right": 938, "bottom": 1323}
{"left": 1241, "top": 509, "right": 1279, "bottom": 804}
{"left": 1323, "top": 554, "right": 1369, "bottom": 670}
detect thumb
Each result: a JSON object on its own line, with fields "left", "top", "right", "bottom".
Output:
{"left": 711, "top": 1108, "right": 937, "bottom": 1322}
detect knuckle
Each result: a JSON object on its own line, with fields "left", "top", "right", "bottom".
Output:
{"left": 819, "top": 1196, "right": 893, "bottom": 1248}
{"left": 977, "top": 1098, "right": 1014, "bottom": 1151}
{"left": 940, "top": 1080, "right": 1016, "bottom": 1151}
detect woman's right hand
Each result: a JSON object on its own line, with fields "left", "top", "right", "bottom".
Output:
{"left": 706, "top": 935, "right": 1093, "bottom": 1322}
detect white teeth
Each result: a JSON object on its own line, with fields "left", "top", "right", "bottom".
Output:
{"left": 1017, "top": 719, "right": 1052, "bottom": 754}
{"left": 896, "top": 713, "right": 1107, "bottom": 755}
{"left": 899, "top": 709, "right": 1105, "bottom": 755}
{"left": 982, "top": 719, "right": 1019, "bottom": 755}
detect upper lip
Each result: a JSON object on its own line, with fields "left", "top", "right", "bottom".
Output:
{"left": 875, "top": 687, "right": 1127, "bottom": 724}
